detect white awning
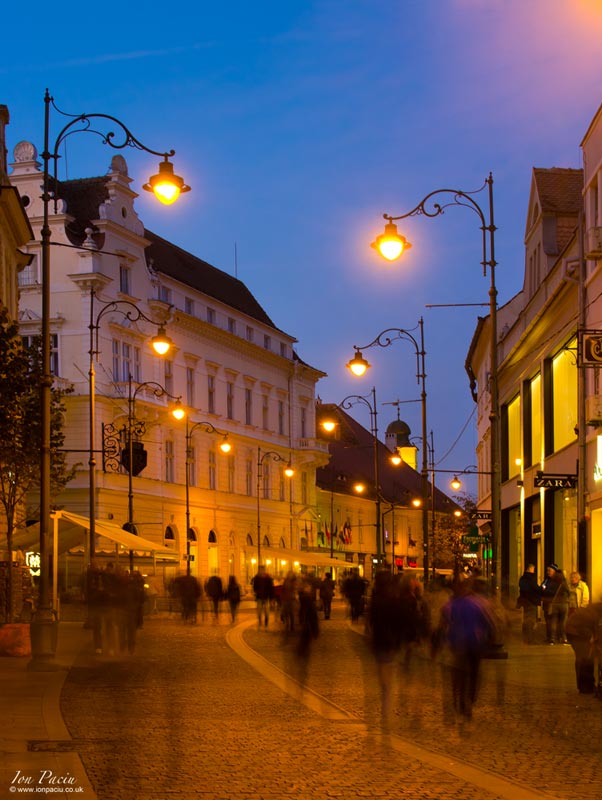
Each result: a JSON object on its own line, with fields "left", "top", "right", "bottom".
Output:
{"left": 10, "top": 510, "right": 179, "bottom": 561}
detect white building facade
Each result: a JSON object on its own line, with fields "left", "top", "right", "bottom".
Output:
{"left": 9, "top": 144, "right": 328, "bottom": 592}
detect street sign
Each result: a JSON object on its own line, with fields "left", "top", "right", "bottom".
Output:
{"left": 534, "top": 473, "right": 577, "bottom": 489}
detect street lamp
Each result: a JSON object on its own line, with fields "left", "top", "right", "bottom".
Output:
{"left": 256, "top": 448, "right": 294, "bottom": 568}
{"left": 370, "top": 175, "right": 500, "bottom": 596}
{"left": 184, "top": 419, "right": 231, "bottom": 575}
{"left": 88, "top": 292, "right": 173, "bottom": 563}
{"left": 32, "top": 89, "right": 189, "bottom": 667}
{"left": 125, "top": 377, "right": 183, "bottom": 570}
{"left": 346, "top": 320, "right": 429, "bottom": 583}
{"left": 333, "top": 390, "right": 382, "bottom": 567}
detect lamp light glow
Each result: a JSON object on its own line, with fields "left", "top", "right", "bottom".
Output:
{"left": 370, "top": 220, "right": 411, "bottom": 261}
{"left": 143, "top": 157, "right": 191, "bottom": 205}
{"left": 346, "top": 349, "right": 371, "bottom": 377}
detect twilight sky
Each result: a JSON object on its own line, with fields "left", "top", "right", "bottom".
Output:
{"left": 3, "top": 0, "right": 602, "bottom": 495}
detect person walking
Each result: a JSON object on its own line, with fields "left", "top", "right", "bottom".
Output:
{"left": 548, "top": 568, "right": 570, "bottom": 644}
{"left": 319, "top": 572, "right": 335, "bottom": 620}
{"left": 252, "top": 565, "right": 275, "bottom": 627}
{"left": 368, "top": 571, "right": 403, "bottom": 720}
{"left": 565, "top": 602, "right": 602, "bottom": 694}
{"left": 540, "top": 564, "right": 559, "bottom": 644}
{"left": 433, "top": 575, "right": 497, "bottom": 720}
{"left": 517, "top": 564, "right": 541, "bottom": 644}
{"left": 205, "top": 575, "right": 224, "bottom": 622}
{"left": 568, "top": 571, "right": 590, "bottom": 615}
{"left": 225, "top": 575, "right": 241, "bottom": 623}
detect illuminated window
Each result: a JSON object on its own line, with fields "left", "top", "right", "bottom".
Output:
{"left": 552, "top": 340, "right": 577, "bottom": 452}
{"left": 506, "top": 395, "right": 521, "bottom": 479}
{"left": 530, "top": 374, "right": 541, "bottom": 467}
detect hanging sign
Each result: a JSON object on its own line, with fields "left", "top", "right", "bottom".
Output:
{"left": 534, "top": 473, "right": 577, "bottom": 489}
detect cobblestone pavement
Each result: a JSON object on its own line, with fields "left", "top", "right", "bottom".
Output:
{"left": 60, "top": 604, "right": 602, "bottom": 800}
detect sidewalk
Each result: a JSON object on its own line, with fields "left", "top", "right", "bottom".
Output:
{"left": 0, "top": 622, "right": 97, "bottom": 798}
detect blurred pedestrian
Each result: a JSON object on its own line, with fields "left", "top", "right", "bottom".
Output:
{"left": 252, "top": 565, "right": 274, "bottom": 627}
{"left": 565, "top": 602, "right": 602, "bottom": 694}
{"left": 433, "top": 575, "right": 497, "bottom": 720}
{"left": 84, "top": 561, "right": 105, "bottom": 654}
{"left": 368, "top": 571, "right": 402, "bottom": 719}
{"left": 540, "top": 564, "right": 559, "bottom": 644}
{"left": 225, "top": 575, "right": 241, "bottom": 623}
{"left": 517, "top": 563, "right": 541, "bottom": 644}
{"left": 342, "top": 569, "right": 367, "bottom": 622}
{"left": 280, "top": 571, "right": 298, "bottom": 633}
{"left": 297, "top": 578, "right": 319, "bottom": 658}
{"left": 568, "top": 571, "right": 590, "bottom": 615}
{"left": 319, "top": 572, "right": 335, "bottom": 620}
{"left": 548, "top": 569, "right": 570, "bottom": 644}
{"left": 205, "top": 574, "right": 224, "bottom": 622}
{"left": 175, "top": 574, "right": 202, "bottom": 623}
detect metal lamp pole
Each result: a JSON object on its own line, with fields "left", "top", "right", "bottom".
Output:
{"left": 256, "top": 448, "right": 293, "bottom": 568}
{"left": 184, "top": 419, "right": 230, "bottom": 575}
{"left": 371, "top": 175, "right": 500, "bottom": 596}
{"left": 88, "top": 291, "right": 172, "bottom": 564}
{"left": 32, "top": 88, "right": 188, "bottom": 667}
{"left": 347, "top": 320, "right": 428, "bottom": 582}
{"left": 126, "top": 377, "right": 182, "bottom": 571}
{"left": 338, "top": 390, "right": 381, "bottom": 567}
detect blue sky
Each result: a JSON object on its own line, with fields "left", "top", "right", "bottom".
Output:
{"left": 4, "top": 0, "right": 602, "bottom": 494}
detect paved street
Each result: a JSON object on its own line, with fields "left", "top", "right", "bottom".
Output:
{"left": 54, "top": 601, "right": 602, "bottom": 800}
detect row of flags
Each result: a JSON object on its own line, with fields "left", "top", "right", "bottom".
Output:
{"left": 318, "top": 520, "right": 352, "bottom": 545}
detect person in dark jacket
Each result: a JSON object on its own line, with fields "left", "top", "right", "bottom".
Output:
{"left": 540, "top": 564, "right": 559, "bottom": 644}
{"left": 205, "top": 575, "right": 224, "bottom": 621}
{"left": 319, "top": 573, "right": 335, "bottom": 620}
{"left": 517, "top": 564, "right": 541, "bottom": 644}
{"left": 565, "top": 602, "right": 602, "bottom": 694}
{"left": 252, "top": 566, "right": 275, "bottom": 627}
{"left": 225, "top": 576, "right": 241, "bottom": 623}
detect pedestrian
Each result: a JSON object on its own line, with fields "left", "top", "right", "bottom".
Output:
{"left": 368, "top": 571, "right": 403, "bottom": 719}
{"left": 548, "top": 568, "right": 570, "bottom": 645}
{"left": 319, "top": 572, "right": 335, "bottom": 620}
{"left": 433, "top": 575, "right": 497, "bottom": 720}
{"left": 565, "top": 602, "right": 602, "bottom": 694}
{"left": 175, "top": 574, "right": 202, "bottom": 623}
{"left": 84, "top": 561, "right": 105, "bottom": 655}
{"left": 225, "top": 575, "right": 241, "bottom": 623}
{"left": 119, "top": 570, "right": 145, "bottom": 654}
{"left": 342, "top": 569, "right": 367, "bottom": 622}
{"left": 568, "top": 571, "right": 590, "bottom": 615}
{"left": 540, "top": 564, "right": 559, "bottom": 644}
{"left": 517, "top": 563, "right": 541, "bottom": 644}
{"left": 252, "top": 565, "right": 275, "bottom": 627}
{"left": 280, "top": 571, "right": 298, "bottom": 633}
{"left": 205, "top": 574, "right": 224, "bottom": 621}
{"left": 297, "top": 578, "right": 319, "bottom": 658}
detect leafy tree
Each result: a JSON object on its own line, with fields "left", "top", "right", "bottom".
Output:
{"left": 432, "top": 494, "right": 477, "bottom": 573}
{"left": 0, "top": 306, "right": 76, "bottom": 621}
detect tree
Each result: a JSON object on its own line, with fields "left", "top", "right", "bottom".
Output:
{"left": 0, "top": 306, "right": 76, "bottom": 622}
{"left": 432, "top": 494, "right": 477, "bottom": 573}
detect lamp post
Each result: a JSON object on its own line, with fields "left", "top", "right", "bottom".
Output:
{"left": 371, "top": 175, "right": 500, "bottom": 596}
{"left": 256, "top": 448, "right": 294, "bottom": 568}
{"left": 346, "top": 320, "right": 429, "bottom": 583}
{"left": 32, "top": 89, "right": 189, "bottom": 667}
{"left": 340, "top": 390, "right": 382, "bottom": 568}
{"left": 88, "top": 292, "right": 173, "bottom": 563}
{"left": 125, "top": 377, "right": 184, "bottom": 571}
{"left": 184, "top": 419, "right": 231, "bottom": 575}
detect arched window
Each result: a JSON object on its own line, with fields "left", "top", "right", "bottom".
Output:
{"left": 187, "top": 528, "right": 197, "bottom": 542}
{"left": 246, "top": 533, "right": 254, "bottom": 546}
{"left": 262, "top": 535, "right": 270, "bottom": 547}
{"left": 208, "top": 529, "right": 217, "bottom": 544}
{"left": 164, "top": 525, "right": 176, "bottom": 548}
{"left": 279, "top": 537, "right": 286, "bottom": 549}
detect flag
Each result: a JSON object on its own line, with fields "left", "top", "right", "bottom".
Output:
{"left": 325, "top": 525, "right": 330, "bottom": 542}
{"left": 343, "top": 521, "right": 352, "bottom": 544}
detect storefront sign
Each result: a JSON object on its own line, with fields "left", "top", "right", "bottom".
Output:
{"left": 534, "top": 473, "right": 577, "bottom": 489}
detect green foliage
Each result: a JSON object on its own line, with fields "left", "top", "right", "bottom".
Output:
{"left": 0, "top": 305, "right": 76, "bottom": 620}
{"left": 433, "top": 494, "right": 477, "bottom": 572}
